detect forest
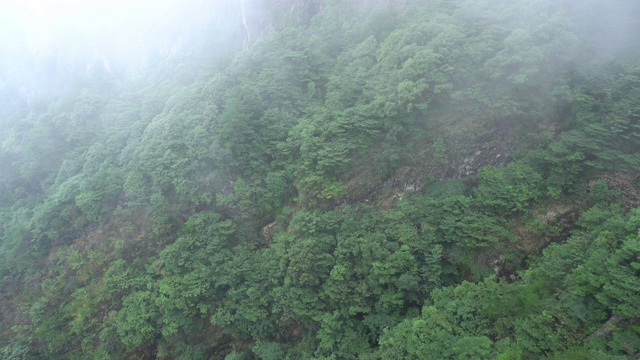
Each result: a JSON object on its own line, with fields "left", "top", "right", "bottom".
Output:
{"left": 1, "top": 0, "right": 640, "bottom": 358}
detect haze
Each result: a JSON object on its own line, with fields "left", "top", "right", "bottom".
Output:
{"left": 0, "top": 0, "right": 224, "bottom": 109}
{"left": 2, "top": 0, "right": 183, "bottom": 55}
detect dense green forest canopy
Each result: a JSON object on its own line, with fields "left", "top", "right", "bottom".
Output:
{"left": 2, "top": 0, "right": 640, "bottom": 358}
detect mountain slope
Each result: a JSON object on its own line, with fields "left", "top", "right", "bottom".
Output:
{"left": 2, "top": 1, "right": 640, "bottom": 359}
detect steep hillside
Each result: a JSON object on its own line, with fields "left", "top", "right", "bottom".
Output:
{"left": 2, "top": 1, "right": 640, "bottom": 359}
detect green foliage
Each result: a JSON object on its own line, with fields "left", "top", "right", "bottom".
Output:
{"left": 474, "top": 162, "right": 543, "bottom": 214}
{"left": 251, "top": 341, "right": 286, "bottom": 360}
{"left": 116, "top": 291, "right": 160, "bottom": 347}
{"left": 3, "top": 0, "right": 640, "bottom": 359}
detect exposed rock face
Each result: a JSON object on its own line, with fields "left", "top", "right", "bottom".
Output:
{"left": 261, "top": 220, "right": 277, "bottom": 241}
{"left": 596, "top": 172, "right": 640, "bottom": 210}
{"left": 454, "top": 141, "right": 511, "bottom": 178}
{"left": 587, "top": 315, "right": 622, "bottom": 341}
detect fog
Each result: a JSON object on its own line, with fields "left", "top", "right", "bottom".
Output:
{"left": 2, "top": 1, "right": 640, "bottom": 358}
{"left": 1, "top": 0, "right": 639, "bottom": 116}
{"left": 2, "top": 1, "right": 179, "bottom": 53}
{"left": 0, "top": 0, "right": 257, "bottom": 114}
{"left": 563, "top": 0, "right": 640, "bottom": 57}
{"left": 0, "top": 0, "right": 189, "bottom": 76}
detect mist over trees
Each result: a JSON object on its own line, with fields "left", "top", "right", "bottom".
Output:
{"left": 1, "top": 0, "right": 640, "bottom": 359}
